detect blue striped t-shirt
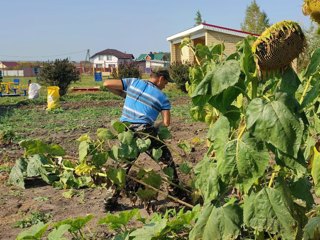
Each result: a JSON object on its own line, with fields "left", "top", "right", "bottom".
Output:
{"left": 120, "top": 78, "right": 171, "bottom": 125}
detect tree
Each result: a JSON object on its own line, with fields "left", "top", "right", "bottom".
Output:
{"left": 111, "top": 62, "right": 140, "bottom": 79}
{"left": 194, "top": 10, "right": 203, "bottom": 26}
{"left": 241, "top": 0, "right": 270, "bottom": 34}
{"left": 169, "top": 62, "right": 191, "bottom": 93}
{"left": 37, "top": 58, "right": 80, "bottom": 96}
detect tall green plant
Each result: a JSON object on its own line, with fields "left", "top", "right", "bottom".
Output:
{"left": 184, "top": 38, "right": 320, "bottom": 239}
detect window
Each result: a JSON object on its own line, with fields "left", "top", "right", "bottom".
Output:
{"left": 106, "top": 55, "right": 112, "bottom": 61}
{"left": 98, "top": 55, "right": 104, "bottom": 61}
{"left": 96, "top": 64, "right": 103, "bottom": 68}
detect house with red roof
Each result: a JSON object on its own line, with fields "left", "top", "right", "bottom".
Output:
{"left": 166, "top": 23, "right": 259, "bottom": 63}
{"left": 0, "top": 61, "right": 19, "bottom": 69}
{"left": 90, "top": 49, "right": 134, "bottom": 73}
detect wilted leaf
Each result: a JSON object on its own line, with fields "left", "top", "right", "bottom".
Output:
{"left": 178, "top": 141, "right": 192, "bottom": 154}
{"left": 78, "top": 141, "right": 89, "bottom": 162}
{"left": 243, "top": 187, "right": 299, "bottom": 239}
{"left": 8, "top": 158, "right": 27, "bottom": 188}
{"left": 26, "top": 154, "right": 50, "bottom": 177}
{"left": 189, "top": 203, "right": 242, "bottom": 240}
{"left": 97, "top": 128, "right": 116, "bottom": 140}
{"left": 118, "top": 131, "right": 134, "bottom": 145}
{"left": 152, "top": 148, "right": 163, "bottom": 161}
{"left": 136, "top": 138, "right": 151, "bottom": 152}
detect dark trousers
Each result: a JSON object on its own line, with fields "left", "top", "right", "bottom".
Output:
{"left": 108, "top": 124, "right": 179, "bottom": 203}
{"left": 127, "top": 123, "right": 179, "bottom": 183}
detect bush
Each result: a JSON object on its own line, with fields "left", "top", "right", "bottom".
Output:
{"left": 169, "top": 62, "right": 191, "bottom": 92}
{"left": 112, "top": 62, "right": 141, "bottom": 79}
{"left": 37, "top": 58, "right": 80, "bottom": 96}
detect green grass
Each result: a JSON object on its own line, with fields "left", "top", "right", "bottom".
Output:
{"left": 0, "top": 105, "right": 122, "bottom": 139}
{"left": 171, "top": 104, "right": 193, "bottom": 122}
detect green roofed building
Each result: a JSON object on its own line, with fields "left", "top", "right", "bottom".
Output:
{"left": 135, "top": 52, "right": 170, "bottom": 73}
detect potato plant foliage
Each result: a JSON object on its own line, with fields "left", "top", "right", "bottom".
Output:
{"left": 9, "top": 120, "right": 173, "bottom": 203}
{"left": 184, "top": 37, "right": 320, "bottom": 239}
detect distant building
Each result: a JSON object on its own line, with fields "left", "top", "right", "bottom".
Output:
{"left": 167, "top": 23, "right": 259, "bottom": 63}
{"left": 135, "top": 52, "right": 170, "bottom": 73}
{"left": 90, "top": 49, "right": 134, "bottom": 73}
{"left": 0, "top": 61, "right": 19, "bottom": 69}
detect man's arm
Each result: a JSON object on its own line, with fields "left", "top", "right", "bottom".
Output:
{"left": 103, "top": 79, "right": 126, "bottom": 98}
{"left": 161, "top": 110, "right": 171, "bottom": 127}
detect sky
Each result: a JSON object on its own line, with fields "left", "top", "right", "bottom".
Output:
{"left": 0, "top": 0, "right": 312, "bottom": 61}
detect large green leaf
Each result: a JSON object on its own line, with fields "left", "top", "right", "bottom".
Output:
{"left": 20, "top": 139, "right": 65, "bottom": 156}
{"left": 16, "top": 222, "right": 48, "bottom": 240}
{"left": 289, "top": 178, "right": 314, "bottom": 210}
{"left": 246, "top": 95, "right": 304, "bottom": 158}
{"left": 54, "top": 215, "right": 93, "bottom": 233}
{"left": 99, "top": 209, "right": 140, "bottom": 231}
{"left": 210, "top": 60, "right": 241, "bottom": 96}
{"left": 243, "top": 187, "right": 299, "bottom": 240}
{"left": 118, "top": 131, "right": 134, "bottom": 145}
{"left": 192, "top": 71, "right": 213, "bottom": 98}
{"left": 8, "top": 158, "right": 28, "bottom": 189}
{"left": 239, "top": 38, "right": 256, "bottom": 81}
{"left": 47, "top": 224, "right": 70, "bottom": 240}
{"left": 275, "top": 150, "right": 307, "bottom": 178}
{"left": 130, "top": 219, "right": 167, "bottom": 240}
{"left": 92, "top": 152, "right": 108, "bottom": 167}
{"left": 136, "top": 138, "right": 151, "bottom": 152}
{"left": 194, "top": 156, "right": 221, "bottom": 203}
{"left": 96, "top": 128, "right": 116, "bottom": 140}
{"left": 189, "top": 203, "right": 242, "bottom": 240}
{"left": 218, "top": 133, "right": 269, "bottom": 192}
{"left": 304, "top": 48, "right": 320, "bottom": 78}
{"left": 311, "top": 147, "right": 320, "bottom": 197}
{"left": 303, "top": 216, "right": 320, "bottom": 240}
{"left": 301, "top": 79, "right": 320, "bottom": 109}
{"left": 279, "top": 67, "right": 301, "bottom": 96}
{"left": 112, "top": 120, "right": 127, "bottom": 133}
{"left": 157, "top": 126, "right": 171, "bottom": 140}
{"left": 207, "top": 116, "right": 230, "bottom": 161}
{"left": 107, "top": 168, "right": 126, "bottom": 188}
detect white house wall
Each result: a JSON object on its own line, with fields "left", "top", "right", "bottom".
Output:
{"left": 92, "top": 55, "right": 119, "bottom": 68}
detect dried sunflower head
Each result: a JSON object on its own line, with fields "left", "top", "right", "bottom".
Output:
{"left": 252, "top": 21, "right": 306, "bottom": 75}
